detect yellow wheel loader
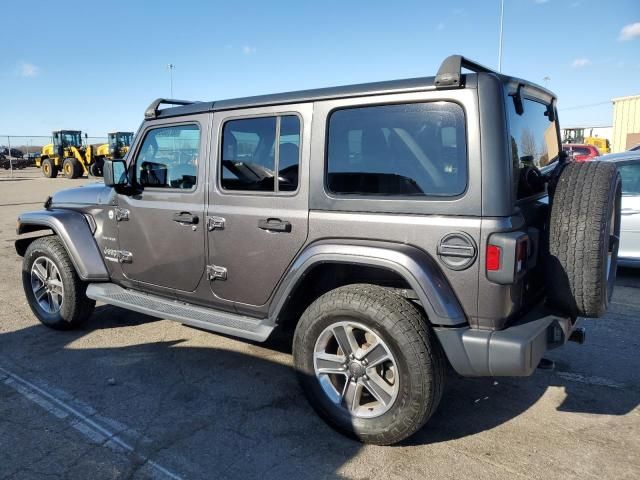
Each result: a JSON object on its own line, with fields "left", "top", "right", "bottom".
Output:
{"left": 90, "top": 132, "right": 133, "bottom": 176}
{"left": 36, "top": 130, "right": 100, "bottom": 179}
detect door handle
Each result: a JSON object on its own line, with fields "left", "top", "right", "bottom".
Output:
{"left": 258, "top": 218, "right": 292, "bottom": 232}
{"left": 173, "top": 212, "right": 199, "bottom": 224}
{"left": 621, "top": 209, "right": 640, "bottom": 216}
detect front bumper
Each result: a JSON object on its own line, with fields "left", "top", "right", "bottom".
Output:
{"left": 434, "top": 305, "right": 574, "bottom": 377}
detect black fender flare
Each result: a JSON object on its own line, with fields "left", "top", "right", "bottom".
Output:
{"left": 16, "top": 209, "right": 109, "bottom": 282}
{"left": 269, "top": 240, "right": 467, "bottom": 327}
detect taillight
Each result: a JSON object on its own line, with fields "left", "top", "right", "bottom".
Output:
{"left": 486, "top": 245, "right": 501, "bottom": 271}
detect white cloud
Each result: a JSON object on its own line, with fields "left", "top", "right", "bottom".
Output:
{"left": 436, "top": 22, "right": 445, "bottom": 31}
{"left": 19, "top": 62, "right": 39, "bottom": 77}
{"left": 242, "top": 46, "right": 256, "bottom": 55}
{"left": 619, "top": 22, "right": 640, "bottom": 41}
{"left": 571, "top": 57, "right": 591, "bottom": 68}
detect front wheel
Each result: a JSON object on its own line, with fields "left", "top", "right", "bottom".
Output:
{"left": 293, "top": 284, "right": 445, "bottom": 445}
{"left": 42, "top": 158, "right": 58, "bottom": 178}
{"left": 22, "top": 236, "right": 95, "bottom": 330}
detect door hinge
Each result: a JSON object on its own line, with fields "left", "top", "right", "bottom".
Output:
{"left": 206, "top": 264, "right": 227, "bottom": 281}
{"left": 207, "top": 216, "right": 225, "bottom": 231}
{"left": 103, "top": 248, "right": 133, "bottom": 264}
{"left": 115, "top": 207, "right": 130, "bottom": 222}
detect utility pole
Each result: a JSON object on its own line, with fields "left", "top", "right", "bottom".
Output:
{"left": 166, "top": 64, "right": 175, "bottom": 97}
{"left": 543, "top": 76, "right": 551, "bottom": 88}
{"left": 498, "top": 0, "right": 505, "bottom": 72}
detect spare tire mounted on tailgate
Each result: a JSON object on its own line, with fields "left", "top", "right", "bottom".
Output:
{"left": 547, "top": 161, "right": 622, "bottom": 318}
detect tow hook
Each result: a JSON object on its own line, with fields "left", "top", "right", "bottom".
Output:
{"left": 568, "top": 327, "right": 586, "bottom": 345}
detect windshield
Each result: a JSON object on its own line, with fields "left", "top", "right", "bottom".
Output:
{"left": 110, "top": 133, "right": 133, "bottom": 148}
{"left": 60, "top": 132, "right": 81, "bottom": 147}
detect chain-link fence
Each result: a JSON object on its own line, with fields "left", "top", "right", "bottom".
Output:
{"left": 1, "top": 135, "right": 108, "bottom": 177}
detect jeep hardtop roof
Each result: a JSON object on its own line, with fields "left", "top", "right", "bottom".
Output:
{"left": 145, "top": 55, "right": 554, "bottom": 120}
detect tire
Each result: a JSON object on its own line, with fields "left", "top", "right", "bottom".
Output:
{"left": 42, "top": 158, "right": 58, "bottom": 178}
{"left": 547, "top": 161, "right": 622, "bottom": 318}
{"left": 22, "top": 236, "right": 95, "bottom": 330}
{"left": 63, "top": 158, "right": 82, "bottom": 179}
{"left": 89, "top": 160, "right": 103, "bottom": 177}
{"left": 293, "top": 284, "right": 445, "bottom": 445}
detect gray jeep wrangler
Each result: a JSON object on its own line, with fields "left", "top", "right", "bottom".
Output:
{"left": 15, "top": 55, "right": 621, "bottom": 445}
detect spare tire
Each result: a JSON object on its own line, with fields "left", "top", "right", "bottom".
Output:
{"left": 547, "top": 161, "right": 621, "bottom": 318}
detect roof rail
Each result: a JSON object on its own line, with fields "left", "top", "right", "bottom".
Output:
{"left": 144, "top": 98, "right": 195, "bottom": 119}
{"left": 435, "top": 55, "right": 496, "bottom": 89}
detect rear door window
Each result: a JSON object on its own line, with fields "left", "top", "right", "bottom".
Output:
{"left": 326, "top": 102, "right": 467, "bottom": 197}
{"left": 221, "top": 115, "right": 301, "bottom": 193}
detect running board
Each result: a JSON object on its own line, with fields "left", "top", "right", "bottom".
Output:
{"left": 86, "top": 283, "right": 274, "bottom": 342}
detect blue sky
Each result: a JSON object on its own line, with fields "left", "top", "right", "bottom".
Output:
{"left": 1, "top": 0, "right": 638, "bottom": 136}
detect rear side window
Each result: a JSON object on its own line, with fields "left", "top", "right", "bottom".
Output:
{"left": 221, "top": 115, "right": 301, "bottom": 193}
{"left": 135, "top": 124, "right": 200, "bottom": 190}
{"left": 326, "top": 102, "right": 467, "bottom": 197}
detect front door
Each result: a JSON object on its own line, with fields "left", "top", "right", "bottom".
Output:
{"left": 117, "top": 117, "right": 208, "bottom": 293}
{"left": 207, "top": 104, "right": 311, "bottom": 311}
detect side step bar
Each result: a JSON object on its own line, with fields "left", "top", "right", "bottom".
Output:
{"left": 86, "top": 283, "right": 274, "bottom": 342}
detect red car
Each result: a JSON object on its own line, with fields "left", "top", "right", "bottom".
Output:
{"left": 562, "top": 143, "right": 600, "bottom": 161}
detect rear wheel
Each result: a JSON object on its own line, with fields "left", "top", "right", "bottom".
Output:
{"left": 63, "top": 158, "right": 82, "bottom": 179}
{"left": 42, "top": 158, "right": 58, "bottom": 178}
{"left": 22, "top": 236, "right": 95, "bottom": 330}
{"left": 547, "top": 161, "right": 622, "bottom": 317}
{"left": 293, "top": 284, "right": 445, "bottom": 445}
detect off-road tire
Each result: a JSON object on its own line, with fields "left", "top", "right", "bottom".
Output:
{"left": 42, "top": 158, "right": 58, "bottom": 178}
{"left": 63, "top": 158, "right": 82, "bottom": 179}
{"left": 547, "top": 161, "right": 622, "bottom": 318}
{"left": 89, "top": 161, "right": 103, "bottom": 177}
{"left": 293, "top": 284, "right": 445, "bottom": 445}
{"left": 22, "top": 236, "right": 95, "bottom": 330}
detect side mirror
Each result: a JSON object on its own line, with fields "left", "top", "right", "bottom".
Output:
{"left": 103, "top": 159, "right": 129, "bottom": 188}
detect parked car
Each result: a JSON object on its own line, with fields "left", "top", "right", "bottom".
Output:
{"left": 14, "top": 55, "right": 621, "bottom": 445}
{"left": 601, "top": 151, "right": 640, "bottom": 266}
{"left": 562, "top": 143, "right": 600, "bottom": 161}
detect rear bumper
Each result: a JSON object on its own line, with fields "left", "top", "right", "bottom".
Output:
{"left": 434, "top": 305, "right": 574, "bottom": 377}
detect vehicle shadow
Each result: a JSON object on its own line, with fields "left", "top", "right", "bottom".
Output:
{"left": 0, "top": 303, "right": 638, "bottom": 479}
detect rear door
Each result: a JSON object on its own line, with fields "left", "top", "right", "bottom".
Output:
{"left": 117, "top": 116, "right": 209, "bottom": 294}
{"left": 207, "top": 104, "right": 311, "bottom": 313}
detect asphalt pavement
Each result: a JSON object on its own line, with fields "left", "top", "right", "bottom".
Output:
{"left": 1, "top": 168, "right": 638, "bottom": 479}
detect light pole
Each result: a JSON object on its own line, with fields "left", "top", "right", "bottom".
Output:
{"left": 543, "top": 76, "right": 551, "bottom": 88}
{"left": 498, "top": 0, "right": 504, "bottom": 72}
{"left": 166, "top": 64, "right": 175, "bottom": 97}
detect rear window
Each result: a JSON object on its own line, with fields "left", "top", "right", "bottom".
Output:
{"left": 326, "top": 102, "right": 467, "bottom": 197}
{"left": 506, "top": 95, "right": 559, "bottom": 199}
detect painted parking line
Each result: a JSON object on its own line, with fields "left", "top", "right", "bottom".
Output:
{"left": 0, "top": 366, "right": 183, "bottom": 480}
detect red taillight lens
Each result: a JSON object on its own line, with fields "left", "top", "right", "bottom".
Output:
{"left": 486, "top": 245, "right": 501, "bottom": 271}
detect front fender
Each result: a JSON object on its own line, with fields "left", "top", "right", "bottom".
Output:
{"left": 16, "top": 209, "right": 109, "bottom": 282}
{"left": 269, "top": 240, "right": 467, "bottom": 327}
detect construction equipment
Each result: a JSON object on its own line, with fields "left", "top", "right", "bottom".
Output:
{"left": 562, "top": 127, "right": 611, "bottom": 154}
{"left": 91, "top": 132, "right": 133, "bottom": 176}
{"left": 36, "top": 130, "right": 98, "bottom": 179}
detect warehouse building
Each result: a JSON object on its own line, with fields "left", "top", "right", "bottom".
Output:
{"left": 612, "top": 94, "right": 640, "bottom": 152}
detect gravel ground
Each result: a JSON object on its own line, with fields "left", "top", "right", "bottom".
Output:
{"left": 1, "top": 168, "right": 639, "bottom": 479}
